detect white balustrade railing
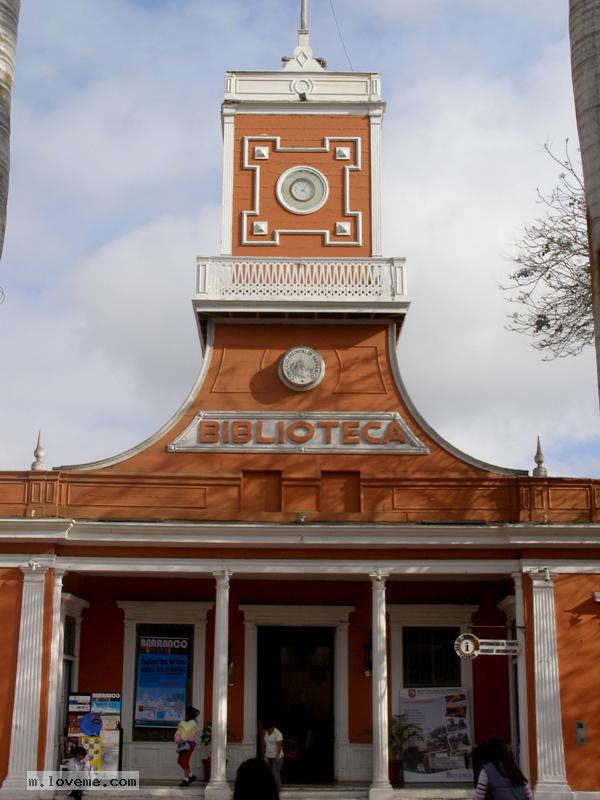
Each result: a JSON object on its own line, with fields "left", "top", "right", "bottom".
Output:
{"left": 196, "top": 257, "right": 407, "bottom": 305}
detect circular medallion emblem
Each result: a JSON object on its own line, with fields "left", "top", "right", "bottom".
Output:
{"left": 278, "top": 346, "right": 325, "bottom": 392}
{"left": 275, "top": 166, "right": 329, "bottom": 215}
{"left": 454, "top": 633, "right": 481, "bottom": 660}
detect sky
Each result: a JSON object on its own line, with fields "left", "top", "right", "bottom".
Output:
{"left": 0, "top": 0, "right": 598, "bottom": 478}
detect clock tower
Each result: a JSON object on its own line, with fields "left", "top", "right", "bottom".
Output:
{"left": 195, "top": 3, "right": 407, "bottom": 331}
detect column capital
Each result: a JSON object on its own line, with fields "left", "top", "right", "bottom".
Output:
{"left": 213, "top": 569, "right": 232, "bottom": 587}
{"left": 529, "top": 567, "right": 554, "bottom": 588}
{"left": 20, "top": 559, "right": 51, "bottom": 580}
{"left": 370, "top": 570, "right": 389, "bottom": 586}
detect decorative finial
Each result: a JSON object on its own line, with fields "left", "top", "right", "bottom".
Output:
{"left": 281, "top": 0, "right": 326, "bottom": 73}
{"left": 31, "top": 430, "right": 48, "bottom": 471}
{"left": 532, "top": 436, "right": 547, "bottom": 478}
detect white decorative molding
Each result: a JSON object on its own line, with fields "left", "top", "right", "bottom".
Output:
{"left": 223, "top": 71, "right": 383, "bottom": 103}
{"left": 335, "top": 147, "right": 351, "bottom": 160}
{"left": 370, "top": 573, "right": 393, "bottom": 800}
{"left": 206, "top": 572, "right": 232, "bottom": 800}
{"left": 1, "top": 564, "right": 49, "bottom": 795}
{"left": 194, "top": 256, "right": 409, "bottom": 317}
{"left": 44, "top": 569, "right": 66, "bottom": 771}
{"left": 254, "top": 146, "right": 269, "bottom": 160}
{"left": 369, "top": 109, "right": 383, "bottom": 256}
{"left": 117, "top": 601, "right": 213, "bottom": 780}
{"left": 530, "top": 571, "right": 573, "bottom": 800}
{"left": 335, "top": 221, "right": 351, "bottom": 235}
{"left": 21, "top": 554, "right": 526, "bottom": 576}
{"left": 239, "top": 604, "right": 353, "bottom": 781}
{"left": 220, "top": 108, "right": 235, "bottom": 256}
{"left": 290, "top": 77, "right": 315, "bottom": 95}
{"left": 239, "top": 605, "right": 354, "bottom": 626}
{"left": 169, "top": 411, "right": 428, "bottom": 456}
{"left": 251, "top": 221, "right": 268, "bottom": 235}
{"left": 241, "top": 135, "right": 362, "bottom": 246}
{"left": 388, "top": 603, "right": 478, "bottom": 717}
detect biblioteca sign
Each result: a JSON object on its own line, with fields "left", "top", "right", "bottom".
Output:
{"left": 169, "top": 412, "right": 429, "bottom": 455}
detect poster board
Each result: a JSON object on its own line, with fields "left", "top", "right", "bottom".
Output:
{"left": 134, "top": 636, "right": 189, "bottom": 728}
{"left": 399, "top": 687, "right": 473, "bottom": 783}
{"left": 67, "top": 692, "right": 121, "bottom": 771}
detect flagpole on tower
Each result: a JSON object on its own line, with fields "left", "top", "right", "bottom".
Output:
{"left": 300, "top": 0, "right": 308, "bottom": 33}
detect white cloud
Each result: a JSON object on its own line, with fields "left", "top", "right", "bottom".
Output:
{"left": 0, "top": 0, "right": 597, "bottom": 478}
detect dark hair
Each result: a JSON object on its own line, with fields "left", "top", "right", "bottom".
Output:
{"left": 185, "top": 705, "right": 199, "bottom": 721}
{"left": 233, "top": 758, "right": 279, "bottom": 800}
{"left": 486, "top": 736, "right": 527, "bottom": 786}
{"left": 72, "top": 746, "right": 87, "bottom": 758}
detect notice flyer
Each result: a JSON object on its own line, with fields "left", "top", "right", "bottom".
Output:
{"left": 67, "top": 692, "right": 121, "bottom": 771}
{"left": 134, "top": 637, "right": 189, "bottom": 727}
{"left": 399, "top": 687, "right": 474, "bottom": 783}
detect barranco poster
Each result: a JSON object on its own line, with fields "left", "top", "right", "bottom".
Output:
{"left": 399, "top": 688, "right": 473, "bottom": 783}
{"left": 134, "top": 636, "right": 189, "bottom": 727}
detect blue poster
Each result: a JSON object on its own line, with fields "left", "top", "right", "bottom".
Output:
{"left": 134, "top": 637, "right": 189, "bottom": 727}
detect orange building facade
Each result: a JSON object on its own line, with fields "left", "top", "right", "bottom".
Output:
{"left": 0, "top": 15, "right": 599, "bottom": 800}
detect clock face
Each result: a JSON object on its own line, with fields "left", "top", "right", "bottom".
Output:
{"left": 276, "top": 166, "right": 329, "bottom": 215}
{"left": 290, "top": 178, "right": 315, "bottom": 202}
{"left": 278, "top": 346, "right": 325, "bottom": 391}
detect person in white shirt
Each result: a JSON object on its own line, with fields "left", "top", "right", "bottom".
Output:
{"left": 263, "top": 720, "right": 284, "bottom": 790}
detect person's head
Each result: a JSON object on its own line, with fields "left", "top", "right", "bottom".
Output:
{"left": 72, "top": 746, "right": 87, "bottom": 761}
{"left": 233, "top": 758, "right": 279, "bottom": 800}
{"left": 486, "top": 736, "right": 527, "bottom": 786}
{"left": 185, "top": 705, "right": 199, "bottom": 721}
{"left": 264, "top": 718, "right": 276, "bottom": 733}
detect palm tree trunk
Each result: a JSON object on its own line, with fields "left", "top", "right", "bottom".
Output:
{"left": 0, "top": 0, "right": 19, "bottom": 263}
{"left": 570, "top": 0, "right": 600, "bottom": 403}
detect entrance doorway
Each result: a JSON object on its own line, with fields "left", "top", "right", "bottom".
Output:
{"left": 257, "top": 626, "right": 334, "bottom": 784}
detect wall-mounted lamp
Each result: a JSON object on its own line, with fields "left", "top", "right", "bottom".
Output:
{"left": 363, "top": 633, "right": 372, "bottom": 677}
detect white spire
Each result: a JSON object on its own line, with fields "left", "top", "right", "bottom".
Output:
{"left": 282, "top": 0, "right": 325, "bottom": 72}
{"left": 532, "top": 436, "right": 548, "bottom": 478}
{"left": 31, "top": 430, "right": 48, "bottom": 471}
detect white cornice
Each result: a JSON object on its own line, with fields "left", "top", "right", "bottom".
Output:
{"left": 223, "top": 102, "right": 386, "bottom": 116}
{"left": 0, "top": 519, "right": 599, "bottom": 550}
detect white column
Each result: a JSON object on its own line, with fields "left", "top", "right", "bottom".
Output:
{"left": 369, "top": 108, "right": 383, "bottom": 257}
{"left": 1, "top": 562, "right": 49, "bottom": 795}
{"left": 511, "top": 572, "right": 530, "bottom": 781}
{"left": 192, "top": 619, "right": 208, "bottom": 731}
{"left": 242, "top": 621, "right": 257, "bottom": 748}
{"left": 44, "top": 569, "right": 65, "bottom": 770}
{"left": 369, "top": 572, "right": 393, "bottom": 800}
{"left": 120, "top": 618, "right": 137, "bottom": 769}
{"left": 220, "top": 108, "right": 235, "bottom": 256}
{"left": 334, "top": 621, "right": 350, "bottom": 780}
{"left": 206, "top": 570, "right": 232, "bottom": 800}
{"left": 530, "top": 570, "right": 573, "bottom": 800}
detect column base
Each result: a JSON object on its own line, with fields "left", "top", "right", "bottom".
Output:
{"left": 205, "top": 780, "right": 232, "bottom": 800}
{"left": 369, "top": 782, "right": 394, "bottom": 800}
{"left": 534, "top": 782, "right": 573, "bottom": 800}
{"left": 0, "top": 774, "right": 40, "bottom": 799}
